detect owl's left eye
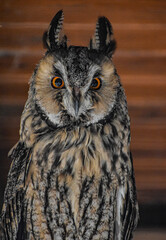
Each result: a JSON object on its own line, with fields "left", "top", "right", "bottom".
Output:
{"left": 90, "top": 77, "right": 101, "bottom": 90}
{"left": 51, "top": 77, "right": 65, "bottom": 89}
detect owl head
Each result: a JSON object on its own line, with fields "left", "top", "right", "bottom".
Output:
{"left": 31, "top": 10, "right": 121, "bottom": 128}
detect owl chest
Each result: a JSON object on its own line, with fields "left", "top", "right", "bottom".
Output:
{"left": 23, "top": 126, "right": 127, "bottom": 237}
{"left": 24, "top": 172, "right": 117, "bottom": 239}
{"left": 25, "top": 129, "right": 110, "bottom": 203}
{"left": 31, "top": 126, "right": 117, "bottom": 178}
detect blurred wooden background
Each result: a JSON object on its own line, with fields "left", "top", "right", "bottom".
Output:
{"left": 0, "top": 0, "right": 166, "bottom": 237}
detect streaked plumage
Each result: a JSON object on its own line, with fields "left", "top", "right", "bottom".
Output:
{"left": 0, "top": 10, "right": 139, "bottom": 240}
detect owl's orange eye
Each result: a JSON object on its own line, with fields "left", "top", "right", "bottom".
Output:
{"left": 51, "top": 77, "right": 64, "bottom": 89}
{"left": 90, "top": 77, "right": 101, "bottom": 90}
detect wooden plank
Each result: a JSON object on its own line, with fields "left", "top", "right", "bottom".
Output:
{"left": 1, "top": 26, "right": 166, "bottom": 51}
{"left": 1, "top": 73, "right": 166, "bottom": 87}
{"left": 130, "top": 105, "right": 166, "bottom": 119}
{"left": 1, "top": 147, "right": 166, "bottom": 196}
{"left": 115, "top": 56, "right": 166, "bottom": 76}
{"left": 1, "top": 0, "right": 166, "bottom": 24}
{"left": 1, "top": 107, "right": 165, "bottom": 126}
{"left": 0, "top": 118, "right": 166, "bottom": 155}
{"left": 137, "top": 189, "right": 166, "bottom": 204}
{"left": 134, "top": 229, "right": 166, "bottom": 240}
{"left": 1, "top": 104, "right": 166, "bottom": 136}
{"left": 0, "top": 146, "right": 166, "bottom": 192}
{"left": 0, "top": 27, "right": 44, "bottom": 51}
{"left": 0, "top": 113, "right": 166, "bottom": 151}
{"left": 134, "top": 157, "right": 166, "bottom": 171}
{"left": 1, "top": 74, "right": 166, "bottom": 106}
{"left": 1, "top": 102, "right": 165, "bottom": 119}
{"left": 0, "top": 53, "right": 42, "bottom": 74}
{"left": 135, "top": 169, "right": 166, "bottom": 190}
{"left": 1, "top": 53, "right": 166, "bottom": 76}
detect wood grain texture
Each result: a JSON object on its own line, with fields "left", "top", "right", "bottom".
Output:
{"left": 0, "top": 0, "right": 166, "bottom": 228}
{"left": 134, "top": 229, "right": 166, "bottom": 240}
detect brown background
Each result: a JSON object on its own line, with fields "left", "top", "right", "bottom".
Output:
{"left": 0, "top": 0, "right": 166, "bottom": 238}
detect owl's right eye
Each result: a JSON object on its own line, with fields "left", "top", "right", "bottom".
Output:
{"left": 90, "top": 77, "right": 101, "bottom": 90}
{"left": 51, "top": 77, "right": 65, "bottom": 89}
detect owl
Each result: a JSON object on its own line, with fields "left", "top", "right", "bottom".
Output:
{"left": 0, "top": 10, "right": 139, "bottom": 240}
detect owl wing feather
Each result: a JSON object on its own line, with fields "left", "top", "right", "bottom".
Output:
{"left": 120, "top": 182, "right": 138, "bottom": 240}
{"left": 0, "top": 141, "right": 31, "bottom": 240}
{"left": 120, "top": 153, "right": 139, "bottom": 240}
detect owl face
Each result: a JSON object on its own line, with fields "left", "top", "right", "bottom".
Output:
{"left": 33, "top": 11, "right": 119, "bottom": 128}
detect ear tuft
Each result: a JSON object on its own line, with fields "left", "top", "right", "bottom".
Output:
{"left": 89, "top": 16, "right": 116, "bottom": 57}
{"left": 43, "top": 10, "right": 67, "bottom": 51}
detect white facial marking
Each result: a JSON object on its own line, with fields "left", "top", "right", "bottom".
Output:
{"left": 47, "top": 111, "right": 62, "bottom": 126}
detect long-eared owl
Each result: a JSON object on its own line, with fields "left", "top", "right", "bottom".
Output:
{"left": 0, "top": 10, "right": 139, "bottom": 240}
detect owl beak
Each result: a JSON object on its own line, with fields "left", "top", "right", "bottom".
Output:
{"left": 73, "top": 86, "right": 80, "bottom": 117}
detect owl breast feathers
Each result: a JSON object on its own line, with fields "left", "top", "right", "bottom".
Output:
{"left": 0, "top": 10, "right": 139, "bottom": 240}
